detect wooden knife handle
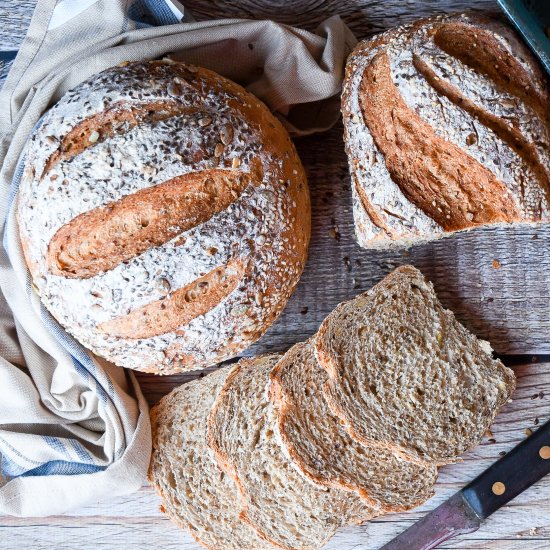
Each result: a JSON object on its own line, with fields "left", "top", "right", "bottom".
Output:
{"left": 462, "top": 418, "right": 550, "bottom": 519}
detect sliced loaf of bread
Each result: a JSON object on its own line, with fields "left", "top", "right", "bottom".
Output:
{"left": 207, "top": 354, "right": 378, "bottom": 550}
{"left": 269, "top": 339, "right": 438, "bottom": 511}
{"left": 149, "top": 367, "right": 276, "bottom": 550}
{"left": 315, "top": 265, "right": 516, "bottom": 465}
{"left": 342, "top": 13, "right": 550, "bottom": 249}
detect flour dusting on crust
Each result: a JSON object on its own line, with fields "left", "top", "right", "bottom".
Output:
{"left": 342, "top": 13, "right": 550, "bottom": 249}
{"left": 18, "top": 61, "right": 310, "bottom": 373}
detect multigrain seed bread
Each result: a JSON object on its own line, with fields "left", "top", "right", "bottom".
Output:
{"left": 149, "top": 367, "right": 276, "bottom": 550}
{"left": 269, "top": 339, "right": 438, "bottom": 511}
{"left": 151, "top": 267, "right": 515, "bottom": 549}
{"left": 315, "top": 265, "right": 516, "bottom": 465}
{"left": 342, "top": 13, "right": 550, "bottom": 248}
{"left": 207, "top": 354, "right": 378, "bottom": 550}
{"left": 17, "top": 60, "right": 310, "bottom": 373}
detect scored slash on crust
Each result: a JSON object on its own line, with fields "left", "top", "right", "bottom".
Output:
{"left": 359, "top": 51, "right": 522, "bottom": 230}
{"left": 99, "top": 257, "right": 247, "bottom": 339}
{"left": 47, "top": 168, "right": 258, "bottom": 278}
{"left": 41, "top": 100, "right": 198, "bottom": 178}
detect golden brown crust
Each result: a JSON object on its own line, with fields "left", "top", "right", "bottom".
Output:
{"left": 412, "top": 54, "right": 550, "bottom": 206}
{"left": 359, "top": 51, "right": 521, "bottom": 231}
{"left": 42, "top": 100, "right": 196, "bottom": 177}
{"left": 432, "top": 21, "right": 550, "bottom": 119}
{"left": 100, "top": 258, "right": 246, "bottom": 339}
{"left": 48, "top": 169, "right": 256, "bottom": 278}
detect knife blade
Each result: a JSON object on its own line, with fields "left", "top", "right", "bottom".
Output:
{"left": 380, "top": 417, "right": 550, "bottom": 550}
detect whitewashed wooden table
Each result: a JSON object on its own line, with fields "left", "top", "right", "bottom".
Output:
{"left": 1, "top": 0, "right": 550, "bottom": 548}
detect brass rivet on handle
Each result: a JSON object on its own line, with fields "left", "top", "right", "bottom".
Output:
{"left": 492, "top": 482, "right": 506, "bottom": 496}
{"left": 540, "top": 446, "right": 550, "bottom": 460}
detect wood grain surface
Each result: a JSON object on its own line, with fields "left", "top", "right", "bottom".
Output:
{"left": 2, "top": 0, "right": 550, "bottom": 549}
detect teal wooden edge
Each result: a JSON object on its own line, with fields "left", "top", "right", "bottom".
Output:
{"left": 497, "top": 0, "right": 550, "bottom": 75}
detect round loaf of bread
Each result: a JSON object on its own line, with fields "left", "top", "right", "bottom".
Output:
{"left": 17, "top": 60, "right": 310, "bottom": 374}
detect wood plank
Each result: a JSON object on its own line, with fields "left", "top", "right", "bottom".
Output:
{"left": 0, "top": 0, "right": 35, "bottom": 48}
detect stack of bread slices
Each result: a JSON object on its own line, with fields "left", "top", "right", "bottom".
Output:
{"left": 149, "top": 265, "right": 515, "bottom": 550}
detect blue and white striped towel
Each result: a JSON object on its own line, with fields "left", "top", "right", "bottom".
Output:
{"left": 0, "top": 0, "right": 355, "bottom": 517}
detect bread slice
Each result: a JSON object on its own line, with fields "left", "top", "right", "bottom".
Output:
{"left": 149, "top": 367, "right": 276, "bottom": 550}
{"left": 207, "top": 354, "right": 378, "bottom": 550}
{"left": 315, "top": 265, "right": 516, "bottom": 465}
{"left": 269, "top": 339, "right": 438, "bottom": 511}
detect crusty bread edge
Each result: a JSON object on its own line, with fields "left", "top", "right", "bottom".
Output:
{"left": 19, "top": 60, "right": 311, "bottom": 376}
{"left": 206, "top": 358, "right": 292, "bottom": 550}
{"left": 270, "top": 340, "right": 438, "bottom": 514}
{"left": 269, "top": 340, "right": 392, "bottom": 515}
{"left": 149, "top": 393, "right": 225, "bottom": 550}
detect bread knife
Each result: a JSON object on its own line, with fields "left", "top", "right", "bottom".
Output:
{"left": 380, "top": 417, "right": 550, "bottom": 550}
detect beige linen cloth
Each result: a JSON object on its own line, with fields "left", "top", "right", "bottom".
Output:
{"left": 0, "top": 0, "right": 356, "bottom": 517}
